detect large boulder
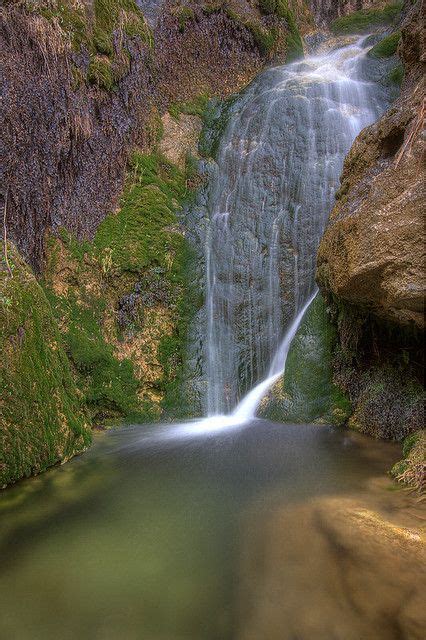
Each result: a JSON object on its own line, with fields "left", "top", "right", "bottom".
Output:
{"left": 317, "top": 0, "right": 425, "bottom": 329}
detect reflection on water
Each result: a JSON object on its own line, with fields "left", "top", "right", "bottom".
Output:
{"left": 0, "top": 421, "right": 424, "bottom": 639}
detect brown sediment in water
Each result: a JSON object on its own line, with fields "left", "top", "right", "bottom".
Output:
{"left": 236, "top": 472, "right": 425, "bottom": 640}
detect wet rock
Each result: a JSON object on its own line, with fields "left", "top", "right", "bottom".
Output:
{"left": 308, "top": 0, "right": 395, "bottom": 28}
{"left": 237, "top": 495, "right": 426, "bottom": 640}
{"left": 317, "top": 0, "right": 425, "bottom": 329}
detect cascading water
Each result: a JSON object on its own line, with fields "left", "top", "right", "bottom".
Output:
{"left": 203, "top": 36, "right": 387, "bottom": 422}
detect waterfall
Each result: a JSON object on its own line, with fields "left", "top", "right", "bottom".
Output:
{"left": 203, "top": 36, "right": 387, "bottom": 421}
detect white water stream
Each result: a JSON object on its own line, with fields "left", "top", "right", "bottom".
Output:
{"left": 196, "top": 36, "right": 387, "bottom": 427}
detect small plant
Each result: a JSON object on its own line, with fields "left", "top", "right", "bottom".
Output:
{"left": 87, "top": 56, "right": 114, "bottom": 91}
{"left": 175, "top": 6, "right": 195, "bottom": 33}
{"left": 169, "top": 94, "right": 210, "bottom": 121}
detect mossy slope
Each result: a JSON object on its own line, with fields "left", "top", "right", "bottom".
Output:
{"left": 0, "top": 246, "right": 91, "bottom": 488}
{"left": 29, "top": 0, "right": 152, "bottom": 91}
{"left": 44, "top": 152, "right": 198, "bottom": 424}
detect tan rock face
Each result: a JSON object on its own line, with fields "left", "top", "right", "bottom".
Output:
{"left": 317, "top": 1, "right": 426, "bottom": 329}
{"left": 159, "top": 112, "right": 202, "bottom": 169}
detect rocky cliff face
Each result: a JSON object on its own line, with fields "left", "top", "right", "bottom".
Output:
{"left": 317, "top": 1, "right": 424, "bottom": 329}
{"left": 2, "top": 1, "right": 155, "bottom": 273}
{"left": 2, "top": 0, "right": 282, "bottom": 273}
{"left": 0, "top": 0, "right": 309, "bottom": 485}
{"left": 316, "top": 0, "right": 424, "bottom": 474}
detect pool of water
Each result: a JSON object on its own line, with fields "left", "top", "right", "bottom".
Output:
{"left": 0, "top": 421, "right": 422, "bottom": 639}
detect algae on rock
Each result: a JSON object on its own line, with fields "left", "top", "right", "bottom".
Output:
{"left": 0, "top": 246, "right": 91, "bottom": 488}
{"left": 259, "top": 295, "right": 351, "bottom": 425}
{"left": 43, "top": 152, "right": 200, "bottom": 425}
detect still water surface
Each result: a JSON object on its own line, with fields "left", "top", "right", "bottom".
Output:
{"left": 0, "top": 421, "right": 418, "bottom": 639}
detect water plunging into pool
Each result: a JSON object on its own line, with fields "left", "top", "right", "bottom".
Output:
{"left": 3, "top": 36, "right": 421, "bottom": 640}
{"left": 203, "top": 37, "right": 384, "bottom": 423}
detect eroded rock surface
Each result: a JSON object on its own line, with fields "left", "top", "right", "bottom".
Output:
{"left": 317, "top": 0, "right": 425, "bottom": 329}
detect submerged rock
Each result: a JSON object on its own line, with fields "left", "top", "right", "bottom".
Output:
{"left": 237, "top": 494, "right": 426, "bottom": 639}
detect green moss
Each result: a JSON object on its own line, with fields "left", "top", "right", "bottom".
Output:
{"left": 157, "top": 242, "right": 201, "bottom": 418}
{"left": 258, "top": 0, "right": 277, "bottom": 13}
{"left": 37, "top": 0, "right": 89, "bottom": 50}
{"left": 247, "top": 22, "right": 278, "bottom": 55}
{"left": 368, "top": 31, "right": 401, "bottom": 58}
{"left": 169, "top": 94, "right": 210, "bottom": 121}
{"left": 258, "top": 0, "right": 303, "bottom": 61}
{"left": 260, "top": 294, "right": 351, "bottom": 425}
{"left": 331, "top": 2, "right": 403, "bottom": 34}
{"left": 175, "top": 6, "right": 195, "bottom": 32}
{"left": 387, "top": 64, "right": 404, "bottom": 85}
{"left": 402, "top": 431, "right": 422, "bottom": 458}
{"left": 92, "top": 0, "right": 151, "bottom": 55}
{"left": 199, "top": 94, "right": 238, "bottom": 160}
{"left": 45, "top": 288, "right": 142, "bottom": 421}
{"left": 44, "top": 152, "right": 199, "bottom": 424}
{"left": 87, "top": 56, "right": 114, "bottom": 91}
{"left": 93, "top": 153, "right": 189, "bottom": 273}
{"left": 391, "top": 430, "right": 425, "bottom": 492}
{"left": 28, "top": 0, "right": 152, "bottom": 91}
{"left": 0, "top": 246, "right": 91, "bottom": 488}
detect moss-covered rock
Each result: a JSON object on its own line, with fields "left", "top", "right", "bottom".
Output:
{"left": 43, "top": 152, "right": 199, "bottom": 424}
{"left": 330, "top": 2, "right": 403, "bottom": 34}
{"left": 0, "top": 246, "right": 91, "bottom": 488}
{"left": 28, "top": 0, "right": 152, "bottom": 90}
{"left": 391, "top": 430, "right": 425, "bottom": 493}
{"left": 368, "top": 31, "right": 401, "bottom": 58}
{"left": 259, "top": 294, "right": 351, "bottom": 425}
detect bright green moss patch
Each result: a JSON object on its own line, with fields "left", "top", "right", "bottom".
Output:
{"left": 43, "top": 152, "right": 199, "bottom": 424}
{"left": 0, "top": 246, "right": 91, "bottom": 488}
{"left": 368, "top": 31, "right": 401, "bottom": 58}
{"left": 247, "top": 22, "right": 278, "bottom": 55}
{"left": 93, "top": 153, "right": 189, "bottom": 273}
{"left": 87, "top": 56, "right": 114, "bottom": 90}
{"left": 259, "top": 294, "right": 351, "bottom": 425}
{"left": 92, "top": 0, "right": 151, "bottom": 55}
{"left": 45, "top": 289, "right": 142, "bottom": 422}
{"left": 331, "top": 2, "right": 403, "bottom": 34}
